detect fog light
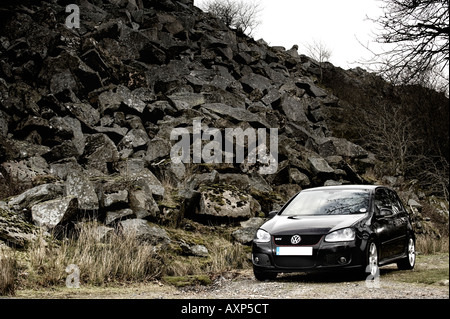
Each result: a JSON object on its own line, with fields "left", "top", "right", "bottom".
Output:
{"left": 254, "top": 256, "right": 260, "bottom": 263}
{"left": 339, "top": 257, "right": 347, "bottom": 264}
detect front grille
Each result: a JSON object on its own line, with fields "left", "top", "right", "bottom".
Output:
{"left": 273, "top": 235, "right": 323, "bottom": 246}
{"left": 274, "top": 256, "right": 316, "bottom": 268}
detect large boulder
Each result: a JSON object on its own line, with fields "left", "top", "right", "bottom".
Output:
{"left": 83, "top": 133, "right": 119, "bottom": 173}
{"left": 31, "top": 196, "right": 79, "bottom": 230}
{"left": 196, "top": 186, "right": 259, "bottom": 220}
{"left": 118, "top": 218, "right": 170, "bottom": 246}
{"left": 7, "top": 183, "right": 64, "bottom": 211}
{"left": 65, "top": 172, "right": 99, "bottom": 211}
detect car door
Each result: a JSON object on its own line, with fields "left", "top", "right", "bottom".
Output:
{"left": 373, "top": 188, "right": 398, "bottom": 260}
{"left": 387, "top": 189, "right": 409, "bottom": 256}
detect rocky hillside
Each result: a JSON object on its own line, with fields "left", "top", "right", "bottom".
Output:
{"left": 0, "top": 0, "right": 448, "bottom": 249}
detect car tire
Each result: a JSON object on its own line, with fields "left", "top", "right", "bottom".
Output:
{"left": 397, "top": 237, "right": 415, "bottom": 270}
{"left": 364, "top": 239, "right": 379, "bottom": 277}
{"left": 253, "top": 267, "right": 277, "bottom": 281}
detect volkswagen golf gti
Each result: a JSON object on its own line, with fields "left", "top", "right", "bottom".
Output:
{"left": 252, "top": 185, "right": 416, "bottom": 280}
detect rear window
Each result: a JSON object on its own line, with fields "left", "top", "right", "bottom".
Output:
{"left": 280, "top": 189, "right": 370, "bottom": 216}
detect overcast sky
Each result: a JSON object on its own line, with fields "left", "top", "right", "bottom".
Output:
{"left": 194, "top": 0, "right": 384, "bottom": 70}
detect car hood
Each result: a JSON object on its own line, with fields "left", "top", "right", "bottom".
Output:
{"left": 262, "top": 214, "right": 367, "bottom": 235}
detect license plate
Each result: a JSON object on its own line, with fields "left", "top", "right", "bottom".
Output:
{"left": 276, "top": 247, "right": 313, "bottom": 256}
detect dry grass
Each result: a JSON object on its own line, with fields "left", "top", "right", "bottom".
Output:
{"left": 18, "top": 222, "right": 165, "bottom": 289}
{"left": 416, "top": 236, "right": 449, "bottom": 255}
{"left": 0, "top": 249, "right": 17, "bottom": 296}
{"left": 1, "top": 221, "right": 251, "bottom": 293}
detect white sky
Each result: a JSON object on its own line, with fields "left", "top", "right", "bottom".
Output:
{"left": 194, "top": 0, "right": 384, "bottom": 70}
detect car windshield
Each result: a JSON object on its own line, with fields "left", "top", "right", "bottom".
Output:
{"left": 280, "top": 189, "right": 370, "bottom": 216}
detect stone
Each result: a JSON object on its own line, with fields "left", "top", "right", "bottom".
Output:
{"left": 197, "top": 187, "right": 256, "bottom": 220}
{"left": 31, "top": 196, "right": 78, "bottom": 230}
{"left": 315, "top": 137, "right": 369, "bottom": 159}
{"left": 279, "top": 94, "right": 309, "bottom": 124}
{"left": 190, "top": 244, "right": 208, "bottom": 257}
{"left": 8, "top": 183, "right": 64, "bottom": 211}
{"left": 118, "top": 218, "right": 171, "bottom": 246}
{"left": 103, "top": 190, "right": 128, "bottom": 209}
{"left": 308, "top": 157, "right": 335, "bottom": 175}
{"left": 145, "top": 138, "right": 171, "bottom": 163}
{"left": 290, "top": 168, "right": 310, "bottom": 187}
{"left": 129, "top": 189, "right": 160, "bottom": 219}
{"left": 65, "top": 172, "right": 99, "bottom": 211}
{"left": 0, "top": 205, "right": 37, "bottom": 247}
{"left": 117, "top": 128, "right": 149, "bottom": 151}
{"left": 167, "top": 92, "right": 206, "bottom": 110}
{"left": 65, "top": 103, "right": 101, "bottom": 127}
{"left": 202, "top": 103, "right": 270, "bottom": 128}
{"left": 232, "top": 217, "right": 266, "bottom": 245}
{"left": 240, "top": 74, "right": 272, "bottom": 94}
{"left": 83, "top": 133, "right": 120, "bottom": 173}
{"left": 105, "top": 208, "right": 135, "bottom": 225}
{"left": 50, "top": 70, "right": 77, "bottom": 95}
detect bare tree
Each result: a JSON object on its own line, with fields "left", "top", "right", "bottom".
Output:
{"left": 304, "top": 40, "right": 332, "bottom": 82}
{"left": 354, "top": 102, "right": 421, "bottom": 176}
{"left": 364, "top": 0, "right": 449, "bottom": 93}
{"left": 200, "top": 0, "right": 262, "bottom": 36}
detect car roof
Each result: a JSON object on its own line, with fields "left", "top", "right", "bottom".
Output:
{"left": 301, "top": 185, "right": 381, "bottom": 192}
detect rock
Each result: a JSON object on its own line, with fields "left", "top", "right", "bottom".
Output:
{"left": 105, "top": 208, "right": 135, "bottom": 225}
{"left": 31, "top": 196, "right": 79, "bottom": 230}
{"left": 279, "top": 94, "right": 309, "bottom": 124}
{"left": 232, "top": 217, "right": 265, "bottom": 245}
{"left": 1, "top": 157, "right": 50, "bottom": 184}
{"left": 65, "top": 172, "right": 99, "bottom": 211}
{"left": 117, "top": 128, "right": 149, "bottom": 152}
{"left": 0, "top": 205, "right": 37, "bottom": 247}
{"left": 145, "top": 138, "right": 171, "bottom": 163}
{"left": 190, "top": 244, "right": 209, "bottom": 257}
{"left": 197, "top": 186, "right": 256, "bottom": 220}
{"left": 49, "top": 157, "right": 84, "bottom": 180}
{"left": 83, "top": 133, "right": 119, "bottom": 173}
{"left": 308, "top": 156, "right": 335, "bottom": 176}
{"left": 295, "top": 77, "right": 328, "bottom": 98}
{"left": 65, "top": 103, "right": 101, "bottom": 127}
{"left": 408, "top": 199, "right": 422, "bottom": 209}
{"left": 8, "top": 183, "right": 64, "bottom": 211}
{"left": 290, "top": 168, "right": 310, "bottom": 187}
{"left": 118, "top": 218, "right": 170, "bottom": 246}
{"left": 50, "top": 70, "right": 77, "bottom": 95}
{"left": 103, "top": 190, "right": 128, "bottom": 209}
{"left": 167, "top": 92, "right": 206, "bottom": 110}
{"left": 240, "top": 74, "right": 272, "bottom": 94}
{"left": 202, "top": 103, "right": 270, "bottom": 128}
{"left": 129, "top": 189, "right": 160, "bottom": 219}
{"left": 315, "top": 137, "right": 368, "bottom": 159}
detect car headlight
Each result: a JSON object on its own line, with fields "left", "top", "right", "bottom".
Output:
{"left": 325, "top": 228, "right": 355, "bottom": 242}
{"left": 255, "top": 229, "right": 271, "bottom": 243}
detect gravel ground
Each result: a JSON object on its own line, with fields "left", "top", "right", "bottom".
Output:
{"left": 12, "top": 254, "right": 449, "bottom": 300}
{"left": 176, "top": 269, "right": 449, "bottom": 299}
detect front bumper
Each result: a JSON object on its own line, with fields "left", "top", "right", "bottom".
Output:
{"left": 252, "top": 237, "right": 366, "bottom": 273}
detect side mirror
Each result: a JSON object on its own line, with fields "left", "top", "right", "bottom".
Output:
{"left": 377, "top": 208, "right": 394, "bottom": 218}
{"left": 268, "top": 211, "right": 278, "bottom": 218}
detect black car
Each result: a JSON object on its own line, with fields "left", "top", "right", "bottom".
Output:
{"left": 252, "top": 185, "right": 416, "bottom": 281}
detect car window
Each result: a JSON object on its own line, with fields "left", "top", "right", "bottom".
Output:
{"left": 280, "top": 189, "right": 370, "bottom": 216}
{"left": 388, "top": 190, "right": 405, "bottom": 214}
{"left": 375, "top": 189, "right": 391, "bottom": 212}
